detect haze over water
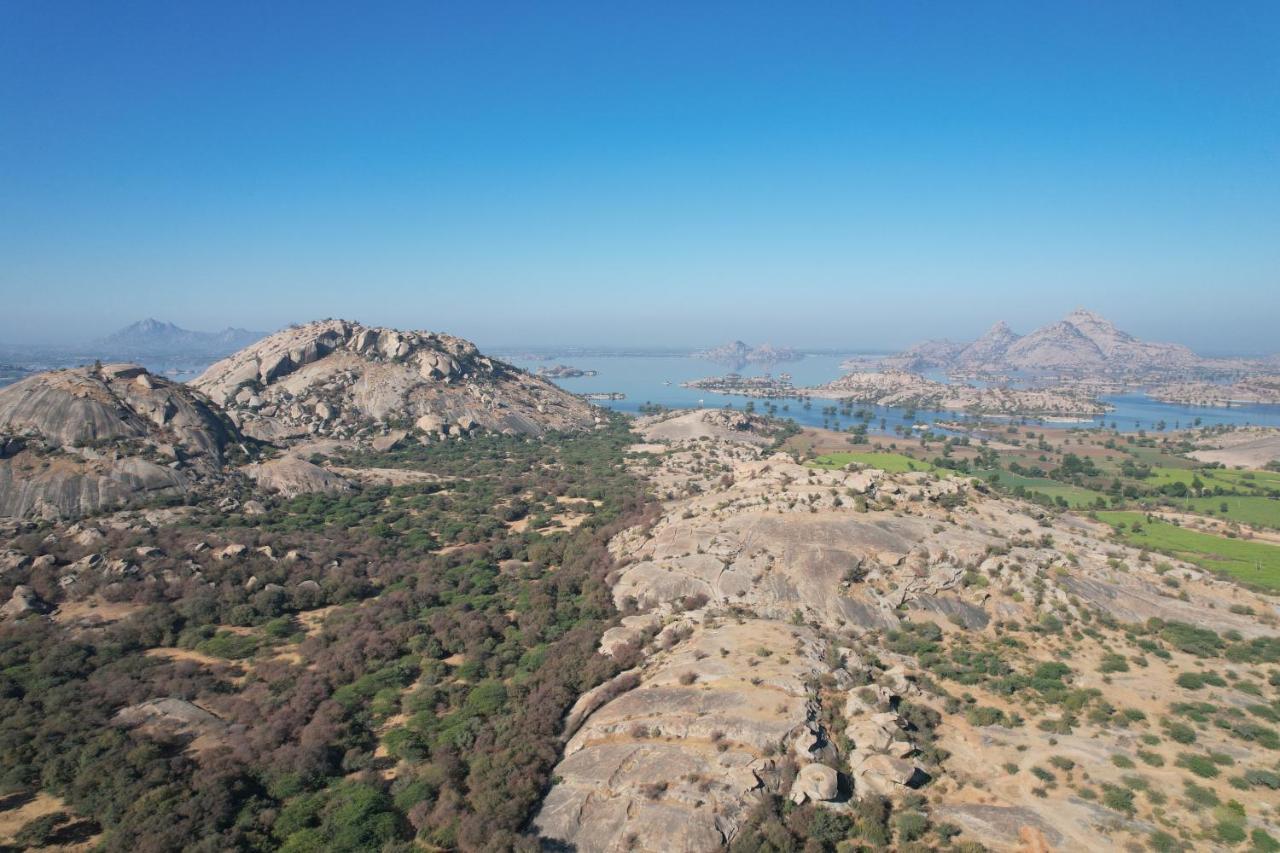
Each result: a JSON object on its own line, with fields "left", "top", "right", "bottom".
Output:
{"left": 502, "top": 352, "right": 1280, "bottom": 433}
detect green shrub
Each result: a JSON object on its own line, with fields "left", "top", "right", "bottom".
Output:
{"left": 965, "top": 706, "right": 1009, "bottom": 727}
{"left": 1101, "top": 783, "right": 1135, "bottom": 815}
{"left": 1136, "top": 749, "right": 1165, "bottom": 767}
{"left": 894, "top": 811, "right": 929, "bottom": 843}
{"left": 1176, "top": 753, "right": 1219, "bottom": 778}
{"left": 1245, "top": 768, "right": 1280, "bottom": 789}
{"left": 1183, "top": 781, "right": 1219, "bottom": 808}
{"left": 1159, "top": 622, "right": 1224, "bottom": 657}
{"left": 1252, "top": 828, "right": 1280, "bottom": 852}
{"left": 1163, "top": 720, "right": 1197, "bottom": 744}
{"left": 1099, "top": 653, "right": 1130, "bottom": 673}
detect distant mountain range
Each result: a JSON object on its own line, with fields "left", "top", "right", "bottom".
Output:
{"left": 882, "top": 309, "right": 1208, "bottom": 375}
{"left": 97, "top": 318, "right": 265, "bottom": 355}
{"left": 695, "top": 340, "right": 803, "bottom": 368}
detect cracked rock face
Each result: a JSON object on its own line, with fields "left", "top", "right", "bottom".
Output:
{"left": 533, "top": 618, "right": 823, "bottom": 852}
{"left": 192, "top": 319, "right": 597, "bottom": 443}
{"left": 0, "top": 364, "right": 242, "bottom": 519}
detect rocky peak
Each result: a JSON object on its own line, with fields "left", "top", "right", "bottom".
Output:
{"left": 955, "top": 321, "right": 1021, "bottom": 366}
{"left": 1005, "top": 320, "right": 1106, "bottom": 369}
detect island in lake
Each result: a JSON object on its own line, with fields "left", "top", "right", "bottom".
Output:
{"left": 536, "top": 364, "right": 599, "bottom": 378}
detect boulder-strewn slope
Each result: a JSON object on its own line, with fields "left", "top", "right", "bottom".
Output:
{"left": 0, "top": 363, "right": 243, "bottom": 519}
{"left": 192, "top": 319, "right": 597, "bottom": 443}
{"left": 535, "top": 416, "right": 1280, "bottom": 852}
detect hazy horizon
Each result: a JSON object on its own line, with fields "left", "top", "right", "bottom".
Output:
{"left": 3, "top": 3, "right": 1278, "bottom": 351}
{"left": 0, "top": 305, "right": 1274, "bottom": 360}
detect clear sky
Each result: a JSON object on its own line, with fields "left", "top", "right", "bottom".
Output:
{"left": 1, "top": 2, "right": 1277, "bottom": 352}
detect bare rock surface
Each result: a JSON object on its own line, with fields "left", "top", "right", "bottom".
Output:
{"left": 534, "top": 618, "right": 822, "bottom": 852}
{"left": 243, "top": 455, "right": 352, "bottom": 498}
{"left": 0, "top": 364, "right": 243, "bottom": 519}
{"left": 115, "top": 698, "right": 229, "bottom": 751}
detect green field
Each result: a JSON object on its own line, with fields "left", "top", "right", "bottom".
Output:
{"left": 1146, "top": 466, "right": 1280, "bottom": 494}
{"left": 1125, "top": 446, "right": 1198, "bottom": 470}
{"left": 977, "top": 469, "right": 1105, "bottom": 508}
{"left": 1095, "top": 511, "right": 1280, "bottom": 590}
{"left": 1179, "top": 496, "right": 1280, "bottom": 530}
{"left": 809, "top": 451, "right": 941, "bottom": 474}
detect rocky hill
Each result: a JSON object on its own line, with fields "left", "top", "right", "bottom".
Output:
{"left": 99, "top": 318, "right": 265, "bottom": 355}
{"left": 191, "top": 319, "right": 598, "bottom": 443}
{"left": 0, "top": 363, "right": 244, "bottom": 519}
{"left": 886, "top": 309, "right": 1202, "bottom": 375}
{"left": 696, "top": 340, "right": 803, "bottom": 368}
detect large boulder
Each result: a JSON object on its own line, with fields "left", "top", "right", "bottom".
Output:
{"left": 850, "top": 751, "right": 928, "bottom": 797}
{"left": 0, "top": 585, "right": 49, "bottom": 619}
{"left": 790, "top": 763, "right": 839, "bottom": 804}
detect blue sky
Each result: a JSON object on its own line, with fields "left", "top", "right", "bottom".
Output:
{"left": 1, "top": 2, "right": 1277, "bottom": 351}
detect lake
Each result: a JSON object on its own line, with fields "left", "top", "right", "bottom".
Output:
{"left": 500, "top": 352, "right": 1280, "bottom": 434}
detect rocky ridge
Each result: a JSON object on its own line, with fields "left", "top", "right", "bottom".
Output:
{"left": 885, "top": 309, "right": 1204, "bottom": 376}
{"left": 98, "top": 318, "right": 265, "bottom": 355}
{"left": 534, "top": 415, "right": 1278, "bottom": 852}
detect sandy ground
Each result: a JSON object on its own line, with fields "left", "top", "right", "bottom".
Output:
{"left": 329, "top": 465, "right": 447, "bottom": 486}
{"left": 51, "top": 598, "right": 144, "bottom": 628}
{"left": 1190, "top": 428, "right": 1280, "bottom": 468}
{"left": 0, "top": 791, "right": 98, "bottom": 850}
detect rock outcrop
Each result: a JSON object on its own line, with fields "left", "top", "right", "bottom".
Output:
{"left": 192, "top": 319, "right": 597, "bottom": 443}
{"left": 1, "top": 584, "right": 50, "bottom": 619}
{"left": 0, "top": 364, "right": 244, "bottom": 519}
{"left": 243, "top": 455, "right": 352, "bottom": 498}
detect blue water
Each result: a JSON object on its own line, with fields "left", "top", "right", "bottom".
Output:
{"left": 504, "top": 353, "right": 1280, "bottom": 434}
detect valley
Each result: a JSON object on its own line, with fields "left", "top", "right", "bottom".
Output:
{"left": 1, "top": 322, "right": 1279, "bottom": 852}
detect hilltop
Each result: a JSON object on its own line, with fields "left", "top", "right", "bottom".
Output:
{"left": 192, "top": 319, "right": 599, "bottom": 443}
{"left": 885, "top": 309, "right": 1203, "bottom": 375}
